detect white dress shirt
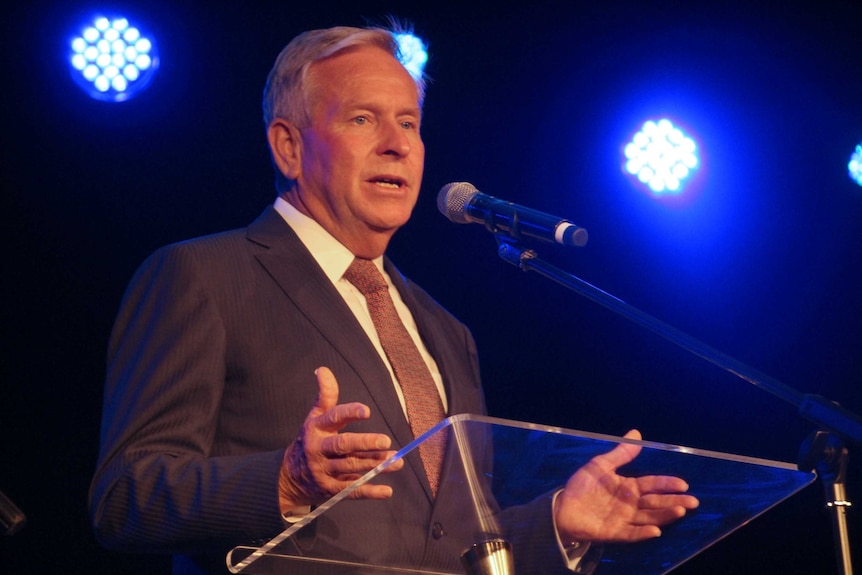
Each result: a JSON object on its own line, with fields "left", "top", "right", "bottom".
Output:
{"left": 273, "top": 197, "right": 448, "bottom": 417}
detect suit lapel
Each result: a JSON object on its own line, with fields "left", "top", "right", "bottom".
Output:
{"left": 386, "top": 259, "right": 490, "bottom": 503}
{"left": 385, "top": 259, "right": 471, "bottom": 502}
{"left": 245, "top": 208, "right": 419, "bottom": 458}
{"left": 385, "top": 259, "right": 460, "bottom": 415}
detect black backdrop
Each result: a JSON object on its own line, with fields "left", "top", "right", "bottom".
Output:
{"left": 2, "top": 1, "right": 860, "bottom": 573}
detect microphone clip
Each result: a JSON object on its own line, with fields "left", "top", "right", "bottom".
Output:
{"left": 482, "top": 207, "right": 528, "bottom": 243}
{"left": 495, "top": 235, "right": 537, "bottom": 271}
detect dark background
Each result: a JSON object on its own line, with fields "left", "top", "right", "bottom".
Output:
{"left": 2, "top": 0, "right": 860, "bottom": 573}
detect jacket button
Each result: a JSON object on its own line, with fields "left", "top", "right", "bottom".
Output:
{"left": 431, "top": 522, "right": 445, "bottom": 540}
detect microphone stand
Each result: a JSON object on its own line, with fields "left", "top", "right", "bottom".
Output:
{"left": 494, "top": 237, "right": 859, "bottom": 575}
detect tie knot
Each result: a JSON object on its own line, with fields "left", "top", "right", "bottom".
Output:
{"left": 343, "top": 257, "right": 388, "bottom": 296}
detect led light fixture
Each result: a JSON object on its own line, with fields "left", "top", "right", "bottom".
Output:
{"left": 70, "top": 16, "right": 158, "bottom": 102}
{"left": 624, "top": 119, "right": 699, "bottom": 194}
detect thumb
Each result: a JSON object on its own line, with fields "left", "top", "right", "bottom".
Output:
{"left": 594, "top": 429, "right": 643, "bottom": 471}
{"left": 310, "top": 366, "right": 339, "bottom": 416}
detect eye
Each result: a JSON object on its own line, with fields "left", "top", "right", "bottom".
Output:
{"left": 353, "top": 116, "right": 369, "bottom": 125}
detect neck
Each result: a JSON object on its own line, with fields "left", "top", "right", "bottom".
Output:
{"left": 279, "top": 191, "right": 394, "bottom": 259}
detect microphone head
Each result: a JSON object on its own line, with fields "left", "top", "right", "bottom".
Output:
{"left": 437, "top": 182, "right": 478, "bottom": 224}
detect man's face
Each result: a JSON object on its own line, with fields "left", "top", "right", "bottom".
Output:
{"left": 292, "top": 45, "right": 425, "bottom": 257}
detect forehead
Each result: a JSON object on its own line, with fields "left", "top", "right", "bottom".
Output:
{"left": 306, "top": 45, "right": 420, "bottom": 108}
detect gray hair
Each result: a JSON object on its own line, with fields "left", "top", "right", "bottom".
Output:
{"left": 262, "top": 25, "right": 426, "bottom": 129}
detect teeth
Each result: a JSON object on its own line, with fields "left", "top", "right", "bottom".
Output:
{"left": 375, "top": 179, "right": 401, "bottom": 188}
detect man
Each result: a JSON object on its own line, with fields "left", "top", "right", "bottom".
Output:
{"left": 89, "top": 25, "right": 698, "bottom": 575}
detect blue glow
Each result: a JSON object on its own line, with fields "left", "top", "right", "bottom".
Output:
{"left": 69, "top": 16, "right": 158, "bottom": 102}
{"left": 623, "top": 118, "right": 699, "bottom": 194}
{"left": 849, "top": 143, "right": 862, "bottom": 187}
{"left": 395, "top": 33, "right": 428, "bottom": 81}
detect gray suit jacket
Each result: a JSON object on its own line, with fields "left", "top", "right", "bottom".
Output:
{"left": 89, "top": 206, "right": 496, "bottom": 573}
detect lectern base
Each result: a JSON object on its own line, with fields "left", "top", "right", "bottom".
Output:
{"left": 461, "top": 539, "right": 513, "bottom": 575}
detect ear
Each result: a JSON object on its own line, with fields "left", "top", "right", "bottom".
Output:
{"left": 267, "top": 119, "right": 303, "bottom": 181}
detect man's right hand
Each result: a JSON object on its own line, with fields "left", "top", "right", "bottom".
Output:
{"left": 278, "top": 366, "right": 403, "bottom": 512}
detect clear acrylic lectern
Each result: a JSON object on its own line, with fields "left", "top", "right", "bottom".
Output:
{"left": 227, "top": 414, "right": 814, "bottom": 575}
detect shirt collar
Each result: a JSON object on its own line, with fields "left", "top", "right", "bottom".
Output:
{"left": 273, "top": 197, "right": 384, "bottom": 282}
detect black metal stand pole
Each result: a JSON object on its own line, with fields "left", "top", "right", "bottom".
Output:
{"left": 495, "top": 239, "right": 858, "bottom": 574}
{"left": 800, "top": 431, "right": 855, "bottom": 575}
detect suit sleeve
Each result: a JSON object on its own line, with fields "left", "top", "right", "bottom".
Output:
{"left": 88, "top": 243, "right": 285, "bottom": 554}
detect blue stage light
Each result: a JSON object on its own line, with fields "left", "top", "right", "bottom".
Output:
{"left": 394, "top": 33, "right": 428, "bottom": 81}
{"left": 69, "top": 16, "right": 158, "bottom": 102}
{"left": 849, "top": 143, "right": 862, "bottom": 188}
{"left": 624, "top": 119, "right": 699, "bottom": 194}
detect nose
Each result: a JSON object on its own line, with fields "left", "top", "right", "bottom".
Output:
{"left": 379, "top": 121, "right": 412, "bottom": 158}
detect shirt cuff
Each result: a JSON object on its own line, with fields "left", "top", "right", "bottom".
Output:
{"left": 551, "top": 490, "right": 591, "bottom": 570}
{"left": 281, "top": 505, "right": 312, "bottom": 524}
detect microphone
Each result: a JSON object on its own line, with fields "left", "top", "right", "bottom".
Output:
{"left": 437, "top": 182, "right": 588, "bottom": 247}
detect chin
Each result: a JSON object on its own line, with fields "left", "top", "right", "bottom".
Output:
{"left": 367, "top": 209, "right": 414, "bottom": 230}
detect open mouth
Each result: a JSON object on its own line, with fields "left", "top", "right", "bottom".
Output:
{"left": 370, "top": 177, "right": 405, "bottom": 189}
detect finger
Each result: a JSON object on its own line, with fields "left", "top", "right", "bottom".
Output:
{"left": 326, "top": 463, "right": 400, "bottom": 491}
{"left": 322, "top": 448, "right": 400, "bottom": 476}
{"left": 378, "top": 455, "right": 405, "bottom": 472}
{"left": 632, "top": 505, "right": 689, "bottom": 527}
{"left": 308, "top": 474, "right": 395, "bottom": 501}
{"left": 637, "top": 475, "right": 691, "bottom": 494}
{"left": 616, "top": 524, "right": 662, "bottom": 542}
{"left": 343, "top": 453, "right": 404, "bottom": 474}
{"left": 592, "top": 429, "right": 643, "bottom": 472}
{"left": 348, "top": 450, "right": 404, "bottom": 470}
{"left": 314, "top": 402, "right": 372, "bottom": 434}
{"left": 632, "top": 525, "right": 662, "bottom": 540}
{"left": 639, "top": 493, "right": 700, "bottom": 510}
{"left": 321, "top": 431, "right": 390, "bottom": 457}
{"left": 348, "top": 483, "right": 395, "bottom": 500}
{"left": 325, "top": 455, "right": 403, "bottom": 496}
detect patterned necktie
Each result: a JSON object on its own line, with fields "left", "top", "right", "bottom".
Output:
{"left": 343, "top": 257, "right": 446, "bottom": 497}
